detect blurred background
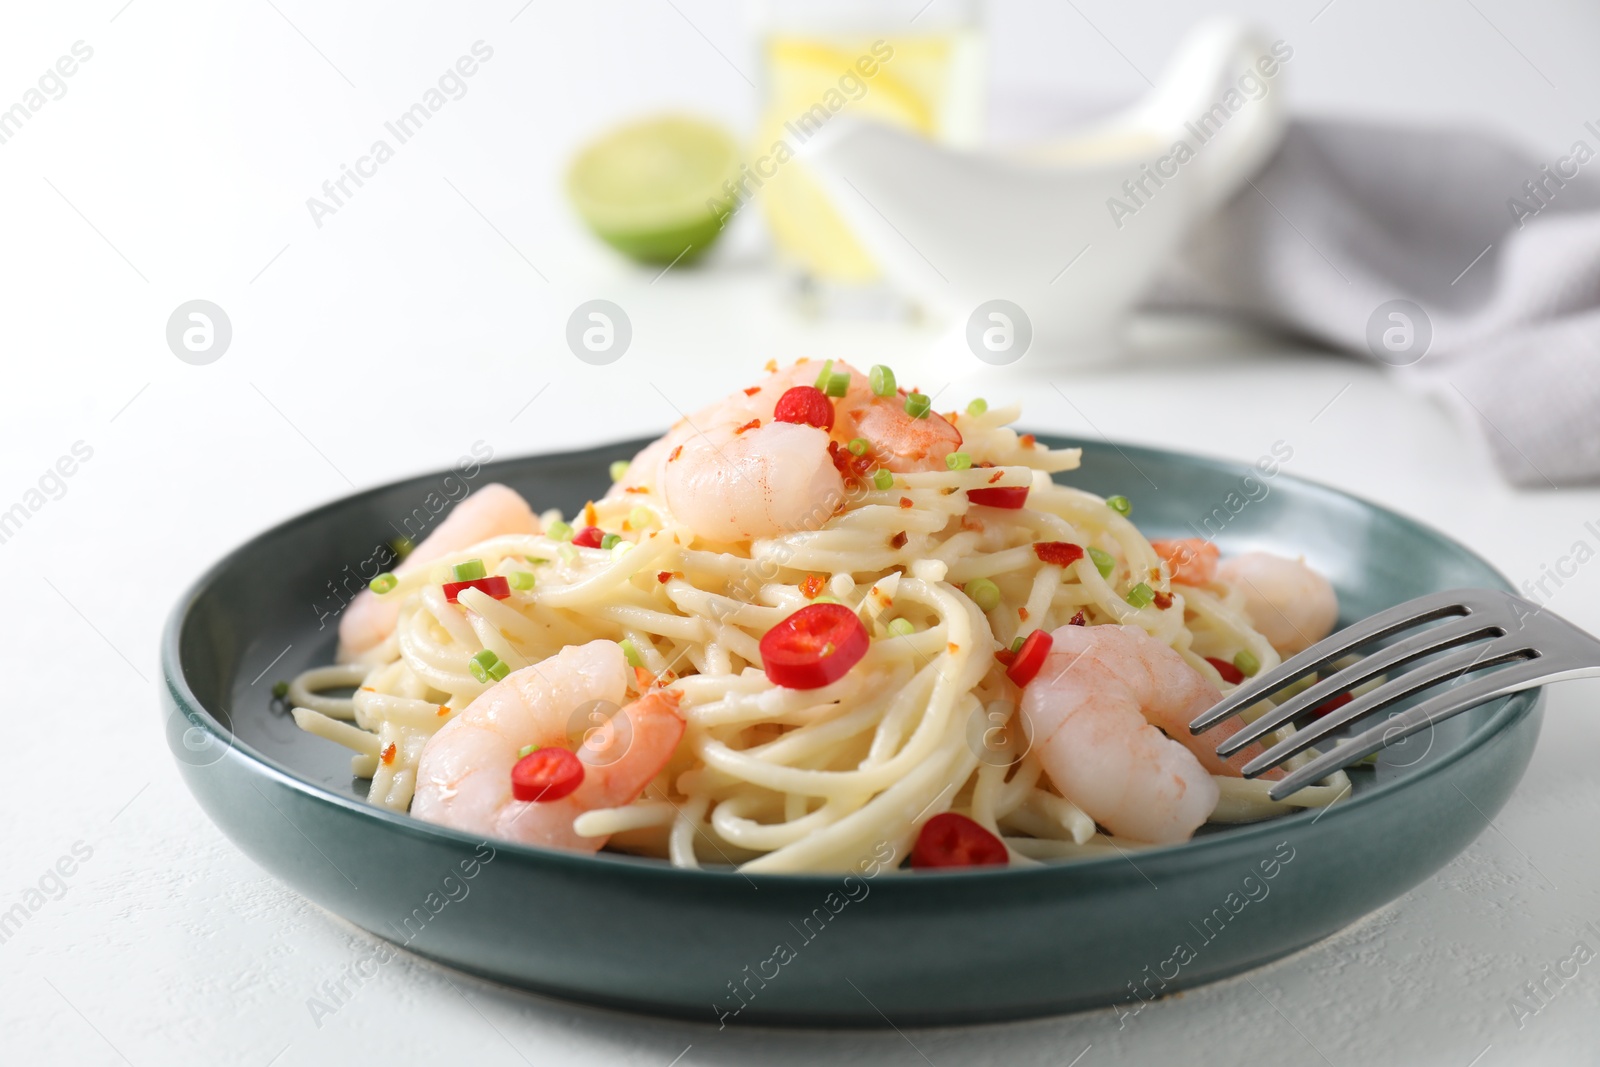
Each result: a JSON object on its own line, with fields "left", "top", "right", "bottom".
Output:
{"left": 5, "top": 0, "right": 1599, "bottom": 501}
{"left": 7, "top": 2, "right": 1600, "bottom": 1064}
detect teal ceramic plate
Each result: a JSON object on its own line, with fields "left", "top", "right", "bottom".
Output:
{"left": 160, "top": 436, "right": 1540, "bottom": 1026}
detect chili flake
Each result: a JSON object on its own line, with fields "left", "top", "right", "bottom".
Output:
{"left": 1033, "top": 541, "right": 1086, "bottom": 567}
{"left": 890, "top": 531, "right": 908, "bottom": 549}
{"left": 381, "top": 743, "right": 396, "bottom": 765}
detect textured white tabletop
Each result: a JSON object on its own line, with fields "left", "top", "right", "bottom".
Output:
{"left": 6, "top": 296, "right": 1600, "bottom": 1065}
{"left": 5, "top": 2, "right": 1600, "bottom": 1064}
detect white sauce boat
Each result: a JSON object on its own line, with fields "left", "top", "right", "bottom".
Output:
{"left": 799, "top": 20, "right": 1289, "bottom": 361}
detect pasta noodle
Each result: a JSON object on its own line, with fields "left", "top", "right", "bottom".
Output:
{"left": 291, "top": 392, "right": 1348, "bottom": 872}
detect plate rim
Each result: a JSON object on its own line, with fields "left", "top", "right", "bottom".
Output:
{"left": 161, "top": 432, "right": 1540, "bottom": 885}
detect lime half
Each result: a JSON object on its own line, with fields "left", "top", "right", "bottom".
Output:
{"left": 567, "top": 115, "right": 742, "bottom": 266}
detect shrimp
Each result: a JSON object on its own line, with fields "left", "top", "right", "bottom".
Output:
{"left": 1149, "top": 538, "right": 1220, "bottom": 585}
{"left": 337, "top": 483, "right": 541, "bottom": 661}
{"left": 411, "top": 640, "right": 685, "bottom": 852}
{"left": 611, "top": 360, "right": 960, "bottom": 542}
{"left": 1019, "top": 625, "right": 1275, "bottom": 844}
{"left": 1216, "top": 551, "right": 1338, "bottom": 656}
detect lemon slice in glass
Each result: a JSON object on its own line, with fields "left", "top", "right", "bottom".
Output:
{"left": 566, "top": 115, "right": 743, "bottom": 266}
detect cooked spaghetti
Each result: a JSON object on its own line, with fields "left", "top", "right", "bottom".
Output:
{"left": 290, "top": 360, "right": 1348, "bottom": 873}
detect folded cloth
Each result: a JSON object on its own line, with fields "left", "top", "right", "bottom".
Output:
{"left": 1150, "top": 118, "right": 1600, "bottom": 487}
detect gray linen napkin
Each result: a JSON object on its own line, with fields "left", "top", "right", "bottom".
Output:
{"left": 1150, "top": 118, "right": 1600, "bottom": 487}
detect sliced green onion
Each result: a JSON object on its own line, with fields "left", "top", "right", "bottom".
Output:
{"left": 1106, "top": 495, "right": 1131, "bottom": 517}
{"left": 629, "top": 506, "right": 653, "bottom": 528}
{"left": 271, "top": 681, "right": 289, "bottom": 700}
{"left": 824, "top": 371, "right": 850, "bottom": 398}
{"left": 1087, "top": 547, "right": 1115, "bottom": 579}
{"left": 810, "top": 594, "right": 842, "bottom": 605}
{"left": 1233, "top": 649, "right": 1261, "bottom": 677}
{"left": 869, "top": 364, "right": 896, "bottom": 397}
{"left": 904, "top": 392, "right": 931, "bottom": 419}
{"left": 389, "top": 537, "right": 414, "bottom": 560}
{"left": 619, "top": 638, "right": 644, "bottom": 668}
{"left": 964, "top": 578, "right": 1001, "bottom": 613}
{"left": 547, "top": 520, "right": 573, "bottom": 542}
{"left": 966, "top": 397, "right": 987, "bottom": 417}
{"left": 369, "top": 572, "right": 398, "bottom": 594}
{"left": 601, "top": 533, "right": 622, "bottom": 550}
{"left": 508, "top": 570, "right": 535, "bottom": 590}
{"left": 518, "top": 743, "right": 538, "bottom": 757}
{"left": 1126, "top": 582, "right": 1155, "bottom": 608}
{"left": 887, "top": 617, "right": 915, "bottom": 637}
{"left": 848, "top": 438, "right": 869, "bottom": 457}
{"left": 612, "top": 540, "right": 635, "bottom": 557}
{"left": 945, "top": 451, "right": 972, "bottom": 471}
{"left": 813, "top": 359, "right": 835, "bottom": 390}
{"left": 452, "top": 559, "right": 486, "bottom": 582}
{"left": 469, "top": 649, "right": 509, "bottom": 683}
{"left": 872, "top": 469, "right": 894, "bottom": 490}
{"left": 1010, "top": 635, "right": 1026, "bottom": 653}
{"left": 609, "top": 459, "right": 630, "bottom": 483}
{"left": 558, "top": 545, "right": 578, "bottom": 564}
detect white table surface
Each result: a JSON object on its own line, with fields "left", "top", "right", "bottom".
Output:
{"left": 5, "top": 288, "right": 1600, "bottom": 1066}
{"left": 5, "top": 3, "right": 1600, "bottom": 1063}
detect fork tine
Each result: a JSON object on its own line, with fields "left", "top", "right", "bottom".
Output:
{"left": 1240, "top": 638, "right": 1528, "bottom": 778}
{"left": 1266, "top": 656, "right": 1549, "bottom": 800}
{"left": 1189, "top": 589, "right": 1477, "bottom": 734}
{"left": 1213, "top": 615, "right": 1500, "bottom": 758}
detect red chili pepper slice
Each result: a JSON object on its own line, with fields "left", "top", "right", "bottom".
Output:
{"left": 772, "top": 385, "right": 835, "bottom": 431}
{"left": 966, "top": 486, "right": 1029, "bottom": 509}
{"left": 1006, "top": 629, "right": 1053, "bottom": 687}
{"left": 571, "top": 525, "right": 605, "bottom": 548}
{"left": 1033, "top": 541, "right": 1084, "bottom": 567}
{"left": 511, "top": 747, "right": 585, "bottom": 802}
{"left": 1310, "top": 691, "right": 1353, "bottom": 720}
{"left": 759, "top": 602, "right": 868, "bottom": 689}
{"left": 1205, "top": 656, "right": 1245, "bottom": 685}
{"left": 911, "top": 812, "right": 1008, "bottom": 869}
{"left": 1203, "top": 659, "right": 1241, "bottom": 684}
{"left": 443, "top": 575, "right": 511, "bottom": 603}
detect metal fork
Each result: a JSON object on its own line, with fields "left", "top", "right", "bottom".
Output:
{"left": 1189, "top": 588, "right": 1600, "bottom": 801}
